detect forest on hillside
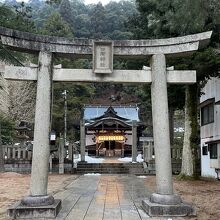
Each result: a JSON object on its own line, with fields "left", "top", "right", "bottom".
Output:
{"left": 0, "top": 0, "right": 164, "bottom": 142}
{"left": 0, "top": 0, "right": 143, "bottom": 142}
{"left": 0, "top": 0, "right": 219, "bottom": 177}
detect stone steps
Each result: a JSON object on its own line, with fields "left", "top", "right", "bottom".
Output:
{"left": 74, "top": 163, "right": 147, "bottom": 175}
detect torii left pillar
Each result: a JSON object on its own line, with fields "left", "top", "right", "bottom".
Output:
{"left": 8, "top": 52, "right": 61, "bottom": 218}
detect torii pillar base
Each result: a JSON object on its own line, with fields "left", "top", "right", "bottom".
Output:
{"left": 142, "top": 193, "right": 195, "bottom": 217}
{"left": 7, "top": 197, "right": 61, "bottom": 219}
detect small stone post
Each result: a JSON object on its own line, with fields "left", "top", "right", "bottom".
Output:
{"left": 22, "top": 149, "right": 26, "bottom": 159}
{"left": 27, "top": 151, "right": 32, "bottom": 160}
{"left": 12, "top": 148, "right": 16, "bottom": 159}
{"left": 122, "top": 143, "right": 124, "bottom": 157}
{"left": 7, "top": 147, "right": 11, "bottom": 159}
{"left": 143, "top": 142, "right": 148, "bottom": 162}
{"left": 49, "top": 154, "right": 53, "bottom": 174}
{"left": 132, "top": 120, "right": 137, "bottom": 162}
{"left": 144, "top": 142, "right": 152, "bottom": 163}
{"left": 17, "top": 148, "right": 21, "bottom": 159}
{"left": 148, "top": 142, "right": 153, "bottom": 161}
{"left": 59, "top": 138, "right": 64, "bottom": 174}
{"left": 80, "top": 119, "right": 86, "bottom": 162}
{"left": 68, "top": 144, "right": 73, "bottom": 161}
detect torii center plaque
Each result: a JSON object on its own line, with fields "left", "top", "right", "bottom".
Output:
{"left": 93, "top": 41, "right": 113, "bottom": 74}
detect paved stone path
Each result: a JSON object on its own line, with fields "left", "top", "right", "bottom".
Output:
{"left": 52, "top": 175, "right": 183, "bottom": 220}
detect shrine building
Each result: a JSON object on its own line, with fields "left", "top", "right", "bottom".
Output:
{"left": 83, "top": 105, "right": 144, "bottom": 157}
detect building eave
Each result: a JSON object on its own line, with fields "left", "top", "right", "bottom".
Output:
{"left": 198, "top": 98, "right": 215, "bottom": 108}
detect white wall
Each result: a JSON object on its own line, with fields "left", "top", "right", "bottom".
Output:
{"left": 86, "top": 134, "right": 95, "bottom": 146}
{"left": 201, "top": 139, "right": 217, "bottom": 178}
{"left": 200, "top": 77, "right": 220, "bottom": 103}
{"left": 200, "top": 77, "right": 220, "bottom": 178}
{"left": 201, "top": 78, "right": 220, "bottom": 141}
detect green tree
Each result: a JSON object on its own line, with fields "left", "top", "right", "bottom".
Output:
{"left": 13, "top": 2, "right": 36, "bottom": 32}
{"left": 52, "top": 82, "right": 95, "bottom": 141}
{"left": 0, "top": 115, "right": 14, "bottom": 172}
{"left": 0, "top": 3, "right": 36, "bottom": 64}
{"left": 104, "top": 0, "right": 136, "bottom": 39}
{"left": 38, "top": 10, "right": 95, "bottom": 141}
{"left": 29, "top": 0, "right": 57, "bottom": 28}
{"left": 59, "top": 0, "right": 74, "bottom": 32}
{"left": 40, "top": 12, "right": 73, "bottom": 38}
{"left": 90, "top": 2, "right": 106, "bottom": 39}
{"left": 129, "top": 0, "right": 220, "bottom": 178}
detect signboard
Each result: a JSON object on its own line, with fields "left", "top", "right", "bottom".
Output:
{"left": 97, "top": 135, "right": 124, "bottom": 141}
{"left": 93, "top": 41, "right": 113, "bottom": 74}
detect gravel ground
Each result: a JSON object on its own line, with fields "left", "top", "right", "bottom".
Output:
{"left": 0, "top": 172, "right": 76, "bottom": 220}
{"left": 144, "top": 176, "right": 220, "bottom": 220}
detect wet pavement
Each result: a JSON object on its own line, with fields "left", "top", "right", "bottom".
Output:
{"left": 53, "top": 174, "right": 183, "bottom": 220}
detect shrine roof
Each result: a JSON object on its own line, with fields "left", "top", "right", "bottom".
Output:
{"left": 83, "top": 105, "right": 140, "bottom": 122}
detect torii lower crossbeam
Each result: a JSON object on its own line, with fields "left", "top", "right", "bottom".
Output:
{"left": 2, "top": 65, "right": 196, "bottom": 84}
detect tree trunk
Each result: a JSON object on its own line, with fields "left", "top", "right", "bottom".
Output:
{"left": 0, "top": 124, "right": 5, "bottom": 172}
{"left": 181, "top": 86, "right": 194, "bottom": 176}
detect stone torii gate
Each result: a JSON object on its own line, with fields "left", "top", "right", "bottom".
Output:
{"left": 0, "top": 27, "right": 211, "bottom": 218}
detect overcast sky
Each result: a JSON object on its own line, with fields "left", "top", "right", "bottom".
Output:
{"left": 84, "top": 0, "right": 120, "bottom": 5}
{"left": 14, "top": 0, "right": 122, "bottom": 4}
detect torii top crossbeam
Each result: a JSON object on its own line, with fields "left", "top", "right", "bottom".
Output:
{"left": 0, "top": 26, "right": 212, "bottom": 58}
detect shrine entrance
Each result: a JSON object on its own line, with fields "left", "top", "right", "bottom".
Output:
{"left": 104, "top": 140, "right": 117, "bottom": 156}
{"left": 0, "top": 26, "right": 212, "bottom": 218}
{"left": 84, "top": 105, "right": 141, "bottom": 158}
{"left": 93, "top": 127, "right": 126, "bottom": 157}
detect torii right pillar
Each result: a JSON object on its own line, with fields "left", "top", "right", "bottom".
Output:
{"left": 142, "top": 54, "right": 195, "bottom": 216}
